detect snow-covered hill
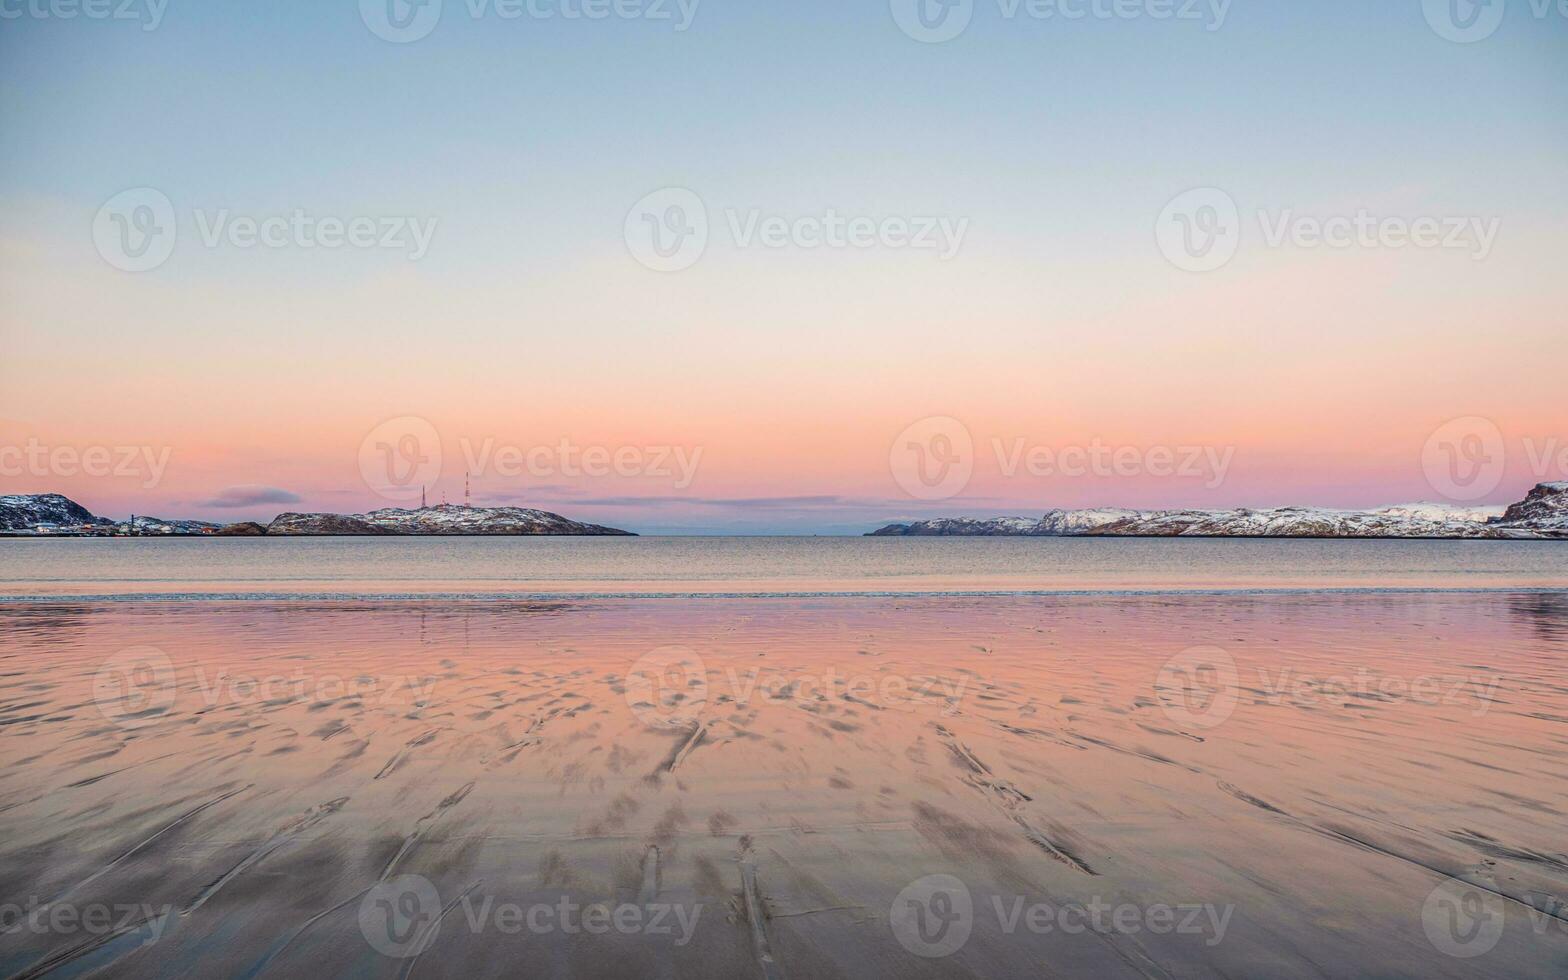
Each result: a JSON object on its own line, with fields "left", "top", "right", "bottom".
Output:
{"left": 869, "top": 485, "right": 1568, "bottom": 539}
{"left": 1499, "top": 482, "right": 1568, "bottom": 532}
{"left": 0, "top": 494, "right": 633, "bottom": 536}
{"left": 111, "top": 516, "right": 222, "bottom": 535}
{"left": 1, "top": 495, "right": 221, "bottom": 535}
{"left": 268, "top": 504, "right": 633, "bottom": 536}
{"left": 0, "top": 494, "right": 112, "bottom": 532}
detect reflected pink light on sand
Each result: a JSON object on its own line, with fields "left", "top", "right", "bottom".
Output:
{"left": 0, "top": 594, "right": 1564, "bottom": 976}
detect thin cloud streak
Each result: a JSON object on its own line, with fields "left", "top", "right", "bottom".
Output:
{"left": 558, "top": 494, "right": 1010, "bottom": 511}
{"left": 198, "top": 485, "right": 303, "bottom": 509}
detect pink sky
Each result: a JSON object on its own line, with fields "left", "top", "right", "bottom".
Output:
{"left": 5, "top": 228, "right": 1567, "bottom": 532}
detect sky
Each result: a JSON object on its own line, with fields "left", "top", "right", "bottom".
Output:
{"left": 1, "top": 0, "right": 1566, "bottom": 533}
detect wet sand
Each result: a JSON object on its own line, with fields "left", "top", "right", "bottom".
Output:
{"left": 1, "top": 593, "right": 1567, "bottom": 977}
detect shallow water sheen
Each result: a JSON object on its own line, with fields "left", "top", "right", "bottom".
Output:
{"left": 1, "top": 593, "right": 1566, "bottom": 978}
{"left": 3, "top": 536, "right": 1567, "bottom": 597}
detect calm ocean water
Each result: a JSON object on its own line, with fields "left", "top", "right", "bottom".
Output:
{"left": 3, "top": 536, "right": 1566, "bottom": 598}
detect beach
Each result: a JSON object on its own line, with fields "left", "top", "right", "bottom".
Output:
{"left": 2, "top": 568, "right": 1566, "bottom": 977}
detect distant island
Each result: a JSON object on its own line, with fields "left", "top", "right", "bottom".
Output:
{"left": 868, "top": 482, "right": 1568, "bottom": 540}
{"left": 0, "top": 494, "right": 634, "bottom": 537}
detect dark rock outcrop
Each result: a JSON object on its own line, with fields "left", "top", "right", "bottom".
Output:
{"left": 869, "top": 517, "right": 1046, "bottom": 536}
{"left": 216, "top": 522, "right": 269, "bottom": 536}
{"left": 266, "top": 513, "right": 396, "bottom": 536}
{"left": 1500, "top": 482, "right": 1568, "bottom": 528}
